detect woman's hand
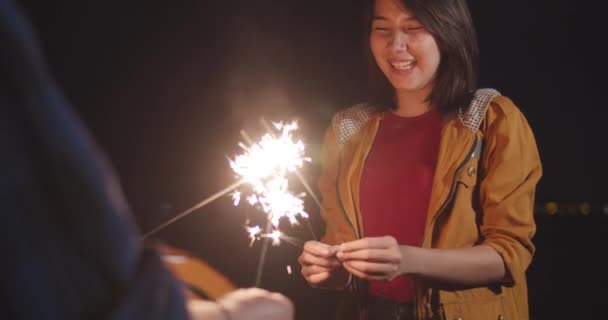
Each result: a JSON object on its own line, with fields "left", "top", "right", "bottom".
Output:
{"left": 337, "top": 236, "right": 408, "bottom": 281}
{"left": 188, "top": 288, "right": 293, "bottom": 320}
{"left": 298, "top": 241, "right": 345, "bottom": 287}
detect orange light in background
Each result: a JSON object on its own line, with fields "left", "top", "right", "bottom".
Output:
{"left": 545, "top": 202, "right": 558, "bottom": 215}
{"left": 579, "top": 202, "right": 591, "bottom": 216}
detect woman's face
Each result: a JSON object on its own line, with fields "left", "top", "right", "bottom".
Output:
{"left": 369, "top": 0, "right": 441, "bottom": 95}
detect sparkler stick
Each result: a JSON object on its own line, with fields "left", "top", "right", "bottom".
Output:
{"left": 254, "top": 220, "right": 273, "bottom": 287}
{"left": 294, "top": 170, "right": 321, "bottom": 210}
{"left": 294, "top": 169, "right": 319, "bottom": 241}
{"left": 252, "top": 226, "right": 304, "bottom": 287}
{"left": 142, "top": 179, "right": 245, "bottom": 239}
{"left": 277, "top": 233, "right": 304, "bottom": 248}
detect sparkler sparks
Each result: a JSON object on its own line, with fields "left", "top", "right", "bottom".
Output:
{"left": 230, "top": 120, "right": 312, "bottom": 246}
{"left": 246, "top": 225, "right": 262, "bottom": 247}
{"left": 139, "top": 117, "right": 316, "bottom": 289}
{"left": 262, "top": 230, "right": 282, "bottom": 246}
{"left": 229, "top": 121, "right": 310, "bottom": 184}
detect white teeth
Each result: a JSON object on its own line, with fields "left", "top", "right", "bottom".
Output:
{"left": 391, "top": 61, "right": 415, "bottom": 70}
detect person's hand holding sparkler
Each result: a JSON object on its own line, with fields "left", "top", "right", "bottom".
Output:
{"left": 298, "top": 241, "right": 351, "bottom": 289}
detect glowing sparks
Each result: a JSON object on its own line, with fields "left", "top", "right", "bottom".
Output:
{"left": 246, "top": 225, "right": 262, "bottom": 247}
{"left": 231, "top": 191, "right": 241, "bottom": 206}
{"left": 262, "top": 230, "right": 282, "bottom": 246}
{"left": 229, "top": 121, "right": 311, "bottom": 247}
{"left": 247, "top": 225, "right": 292, "bottom": 247}
{"left": 255, "top": 177, "right": 308, "bottom": 227}
{"left": 247, "top": 194, "right": 259, "bottom": 206}
{"left": 229, "top": 121, "right": 310, "bottom": 183}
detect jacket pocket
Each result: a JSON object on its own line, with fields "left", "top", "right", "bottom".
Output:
{"left": 440, "top": 295, "right": 507, "bottom": 320}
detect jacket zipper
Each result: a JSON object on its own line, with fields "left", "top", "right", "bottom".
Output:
{"left": 414, "top": 136, "right": 479, "bottom": 319}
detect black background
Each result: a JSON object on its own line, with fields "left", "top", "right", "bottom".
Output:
{"left": 17, "top": 0, "right": 607, "bottom": 318}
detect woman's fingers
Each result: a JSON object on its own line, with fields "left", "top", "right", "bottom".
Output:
{"left": 298, "top": 251, "right": 340, "bottom": 268}
{"left": 338, "top": 236, "right": 397, "bottom": 253}
{"left": 303, "top": 241, "right": 339, "bottom": 258}
{"left": 337, "top": 247, "right": 400, "bottom": 263}
{"left": 345, "top": 260, "right": 397, "bottom": 275}
{"left": 301, "top": 264, "right": 333, "bottom": 278}
{"left": 305, "top": 271, "right": 332, "bottom": 285}
{"left": 343, "top": 261, "right": 394, "bottom": 281}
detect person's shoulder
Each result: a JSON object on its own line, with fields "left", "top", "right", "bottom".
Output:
{"left": 460, "top": 88, "right": 532, "bottom": 134}
{"left": 488, "top": 93, "right": 526, "bottom": 119}
{"left": 463, "top": 88, "right": 526, "bottom": 123}
{"left": 485, "top": 92, "right": 536, "bottom": 134}
{"left": 330, "top": 102, "right": 378, "bottom": 145}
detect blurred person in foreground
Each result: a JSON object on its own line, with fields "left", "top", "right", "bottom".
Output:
{"left": 0, "top": 1, "right": 293, "bottom": 319}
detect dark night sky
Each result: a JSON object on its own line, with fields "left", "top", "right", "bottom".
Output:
{"left": 14, "top": 1, "right": 608, "bottom": 318}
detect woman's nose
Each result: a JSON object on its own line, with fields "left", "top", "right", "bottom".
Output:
{"left": 388, "top": 30, "right": 408, "bottom": 51}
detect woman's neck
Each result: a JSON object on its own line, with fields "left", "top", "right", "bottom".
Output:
{"left": 393, "top": 89, "right": 434, "bottom": 117}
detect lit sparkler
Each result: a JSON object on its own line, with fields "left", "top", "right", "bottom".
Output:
{"left": 141, "top": 119, "right": 314, "bottom": 288}
{"left": 229, "top": 121, "right": 310, "bottom": 185}
{"left": 143, "top": 117, "right": 320, "bottom": 287}
{"left": 230, "top": 120, "right": 315, "bottom": 288}
{"left": 230, "top": 120, "right": 313, "bottom": 246}
{"left": 142, "top": 120, "right": 314, "bottom": 240}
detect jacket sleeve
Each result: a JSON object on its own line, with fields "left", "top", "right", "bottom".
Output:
{"left": 479, "top": 95, "right": 543, "bottom": 284}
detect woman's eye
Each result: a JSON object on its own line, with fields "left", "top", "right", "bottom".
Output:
{"left": 373, "top": 26, "right": 391, "bottom": 33}
{"left": 404, "top": 26, "right": 424, "bottom": 32}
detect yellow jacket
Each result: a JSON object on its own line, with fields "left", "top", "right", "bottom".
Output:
{"left": 318, "top": 91, "right": 542, "bottom": 320}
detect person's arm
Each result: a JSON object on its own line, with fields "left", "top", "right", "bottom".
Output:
{"left": 338, "top": 237, "right": 505, "bottom": 286}
{"left": 477, "top": 96, "right": 542, "bottom": 285}
{"left": 402, "top": 245, "right": 505, "bottom": 285}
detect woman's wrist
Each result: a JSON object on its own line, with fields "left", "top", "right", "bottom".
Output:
{"left": 399, "top": 245, "right": 424, "bottom": 277}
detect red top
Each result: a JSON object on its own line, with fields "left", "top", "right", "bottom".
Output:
{"left": 359, "top": 109, "right": 442, "bottom": 302}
